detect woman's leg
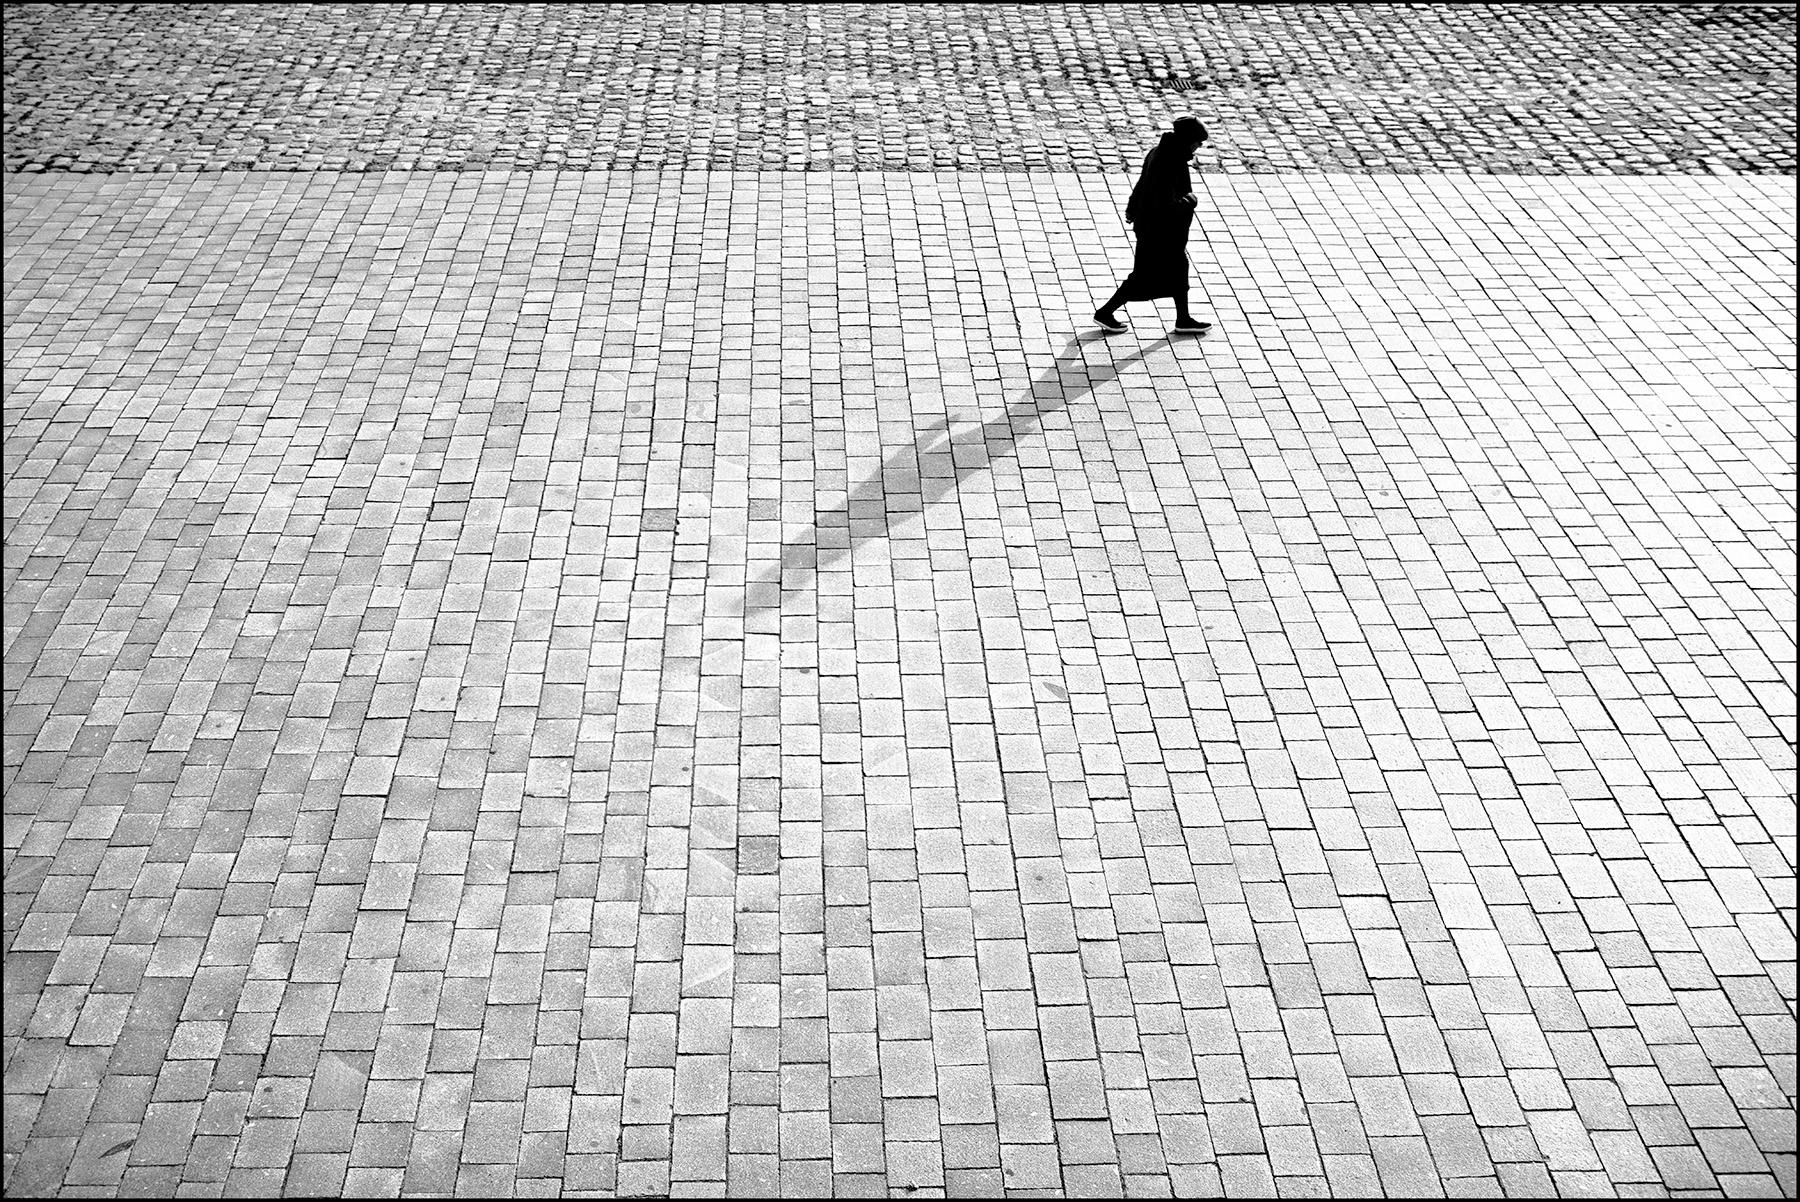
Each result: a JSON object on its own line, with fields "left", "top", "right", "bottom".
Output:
{"left": 1173, "top": 288, "right": 1193, "bottom": 324}
{"left": 1096, "top": 281, "right": 1134, "bottom": 319}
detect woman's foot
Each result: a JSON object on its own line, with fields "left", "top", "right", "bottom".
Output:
{"left": 1093, "top": 311, "right": 1129, "bottom": 334}
{"left": 1172, "top": 318, "right": 1212, "bottom": 334}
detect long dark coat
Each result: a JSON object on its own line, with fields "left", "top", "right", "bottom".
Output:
{"left": 1117, "top": 133, "right": 1195, "bottom": 301}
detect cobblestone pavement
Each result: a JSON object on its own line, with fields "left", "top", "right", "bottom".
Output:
{"left": 4, "top": 3, "right": 1795, "bottom": 174}
{"left": 5, "top": 2, "right": 1800, "bottom": 1200}
{"left": 5, "top": 165, "right": 1795, "bottom": 1195}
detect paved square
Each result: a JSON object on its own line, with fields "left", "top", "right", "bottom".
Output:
{"left": 6, "top": 166, "right": 1793, "bottom": 1196}
{"left": 4, "top": 3, "right": 1797, "bottom": 1197}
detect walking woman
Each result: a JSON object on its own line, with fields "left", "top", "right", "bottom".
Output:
{"left": 1094, "top": 115, "right": 1212, "bottom": 336}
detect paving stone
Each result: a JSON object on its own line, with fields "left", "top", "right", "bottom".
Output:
{"left": 2, "top": 4, "right": 1794, "bottom": 174}
{"left": 3, "top": 6, "right": 1795, "bottom": 1197}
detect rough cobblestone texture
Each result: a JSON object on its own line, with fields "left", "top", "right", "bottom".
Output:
{"left": 3, "top": 2, "right": 1796, "bottom": 175}
{"left": 5, "top": 165, "right": 1796, "bottom": 1195}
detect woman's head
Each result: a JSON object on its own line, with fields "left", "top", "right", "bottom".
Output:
{"left": 1171, "top": 115, "right": 1209, "bottom": 151}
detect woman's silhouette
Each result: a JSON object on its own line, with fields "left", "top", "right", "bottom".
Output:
{"left": 1094, "top": 115, "right": 1212, "bottom": 336}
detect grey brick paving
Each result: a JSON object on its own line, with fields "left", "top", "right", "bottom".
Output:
{"left": 5, "top": 4, "right": 1799, "bottom": 1199}
{"left": 3, "top": 3, "right": 1796, "bottom": 174}
{"left": 5, "top": 163, "right": 1794, "bottom": 1196}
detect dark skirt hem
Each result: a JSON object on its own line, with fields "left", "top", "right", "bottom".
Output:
{"left": 1118, "top": 220, "right": 1190, "bottom": 301}
{"left": 1114, "top": 269, "right": 1188, "bottom": 302}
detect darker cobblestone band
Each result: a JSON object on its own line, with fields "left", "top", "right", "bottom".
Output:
{"left": 4, "top": 2, "right": 1795, "bottom": 174}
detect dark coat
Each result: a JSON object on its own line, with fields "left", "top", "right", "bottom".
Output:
{"left": 1118, "top": 133, "right": 1195, "bottom": 301}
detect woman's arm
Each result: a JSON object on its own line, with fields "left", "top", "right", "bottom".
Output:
{"left": 1148, "top": 146, "right": 1195, "bottom": 216}
{"left": 1128, "top": 143, "right": 1190, "bottom": 222}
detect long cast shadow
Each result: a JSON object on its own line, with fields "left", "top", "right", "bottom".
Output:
{"left": 740, "top": 333, "right": 1168, "bottom": 621}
